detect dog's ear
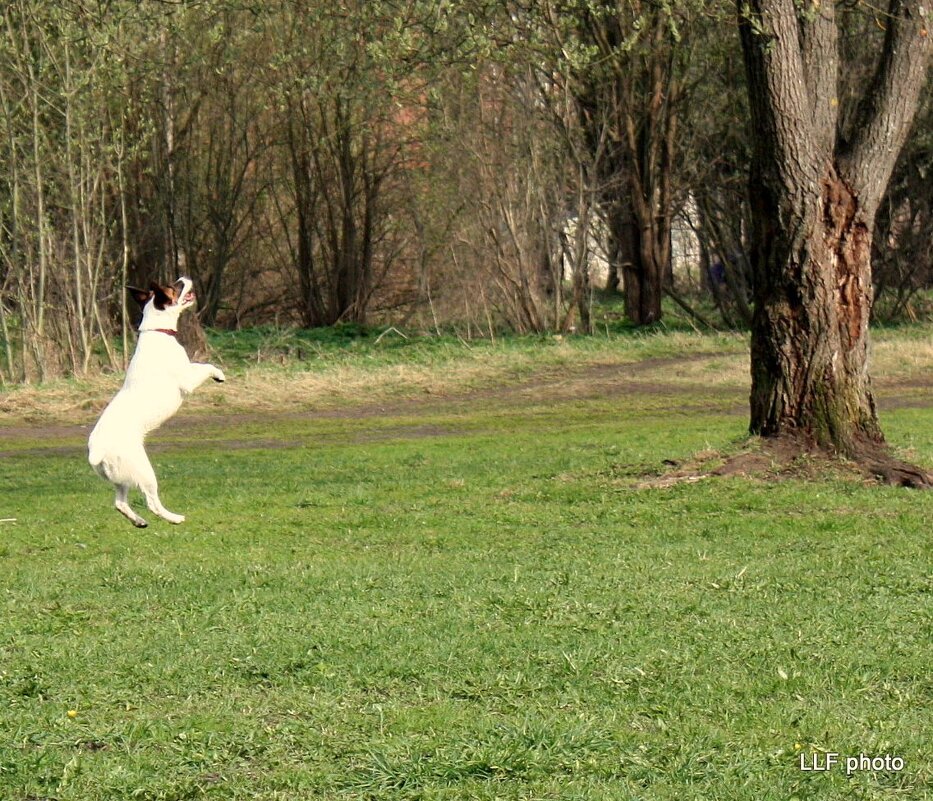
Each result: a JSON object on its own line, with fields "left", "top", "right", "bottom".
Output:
{"left": 150, "top": 282, "right": 174, "bottom": 311}
{"left": 127, "top": 286, "right": 152, "bottom": 307}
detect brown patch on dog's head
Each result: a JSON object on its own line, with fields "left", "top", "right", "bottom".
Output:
{"left": 149, "top": 281, "right": 179, "bottom": 311}
{"left": 128, "top": 286, "right": 153, "bottom": 307}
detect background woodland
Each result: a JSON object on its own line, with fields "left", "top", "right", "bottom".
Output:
{"left": 1, "top": 0, "right": 930, "bottom": 383}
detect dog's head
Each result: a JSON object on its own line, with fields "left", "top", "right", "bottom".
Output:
{"left": 129, "top": 277, "right": 196, "bottom": 330}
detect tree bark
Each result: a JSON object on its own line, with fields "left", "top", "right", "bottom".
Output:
{"left": 738, "top": 0, "right": 930, "bottom": 474}
{"left": 609, "top": 195, "right": 663, "bottom": 326}
{"left": 748, "top": 164, "right": 880, "bottom": 451}
{"left": 177, "top": 311, "right": 209, "bottom": 363}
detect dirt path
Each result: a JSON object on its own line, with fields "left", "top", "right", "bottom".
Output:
{"left": 1, "top": 351, "right": 929, "bottom": 457}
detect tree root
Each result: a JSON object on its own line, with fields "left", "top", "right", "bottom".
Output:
{"left": 854, "top": 445, "right": 933, "bottom": 489}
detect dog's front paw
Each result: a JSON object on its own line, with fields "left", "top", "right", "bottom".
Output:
{"left": 212, "top": 368, "right": 226, "bottom": 383}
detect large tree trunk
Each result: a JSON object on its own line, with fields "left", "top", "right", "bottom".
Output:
{"left": 177, "top": 311, "right": 209, "bottom": 363}
{"left": 609, "top": 195, "right": 663, "bottom": 326}
{"left": 623, "top": 249, "right": 663, "bottom": 326}
{"left": 749, "top": 165, "right": 879, "bottom": 451}
{"left": 737, "top": 0, "right": 930, "bottom": 483}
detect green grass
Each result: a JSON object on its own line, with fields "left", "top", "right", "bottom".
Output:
{"left": 202, "top": 321, "right": 743, "bottom": 371}
{"left": 1, "top": 331, "right": 931, "bottom": 800}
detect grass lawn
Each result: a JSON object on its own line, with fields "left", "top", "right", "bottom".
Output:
{"left": 0, "top": 324, "right": 931, "bottom": 800}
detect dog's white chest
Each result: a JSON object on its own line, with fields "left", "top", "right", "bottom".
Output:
{"left": 125, "top": 334, "right": 191, "bottom": 391}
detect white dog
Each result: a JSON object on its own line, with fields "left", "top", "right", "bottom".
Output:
{"left": 88, "top": 277, "right": 225, "bottom": 527}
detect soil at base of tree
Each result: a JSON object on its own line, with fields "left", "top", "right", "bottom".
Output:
{"left": 646, "top": 434, "right": 932, "bottom": 490}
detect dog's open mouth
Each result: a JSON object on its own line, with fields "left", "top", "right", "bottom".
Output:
{"left": 183, "top": 291, "right": 196, "bottom": 304}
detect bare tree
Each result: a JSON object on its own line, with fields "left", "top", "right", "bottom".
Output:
{"left": 0, "top": 1, "right": 125, "bottom": 381}
{"left": 545, "top": 1, "right": 701, "bottom": 326}
{"left": 262, "top": 1, "right": 428, "bottom": 328}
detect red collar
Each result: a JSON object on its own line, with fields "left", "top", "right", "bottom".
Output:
{"left": 142, "top": 328, "right": 178, "bottom": 338}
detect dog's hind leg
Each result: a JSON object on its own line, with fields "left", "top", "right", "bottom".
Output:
{"left": 135, "top": 451, "right": 185, "bottom": 524}
{"left": 115, "top": 483, "right": 148, "bottom": 528}
{"left": 140, "top": 480, "right": 185, "bottom": 524}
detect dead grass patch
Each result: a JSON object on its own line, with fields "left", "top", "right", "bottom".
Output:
{"left": 0, "top": 335, "right": 733, "bottom": 425}
{"left": 0, "top": 349, "right": 550, "bottom": 425}
{"left": 1, "top": 325, "right": 929, "bottom": 427}
{"left": 624, "top": 353, "right": 748, "bottom": 389}
{"left": 872, "top": 332, "right": 933, "bottom": 382}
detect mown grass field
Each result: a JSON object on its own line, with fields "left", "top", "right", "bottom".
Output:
{"left": 1, "top": 323, "right": 931, "bottom": 800}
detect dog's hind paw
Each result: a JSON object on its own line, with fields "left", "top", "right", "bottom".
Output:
{"left": 117, "top": 501, "right": 148, "bottom": 528}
